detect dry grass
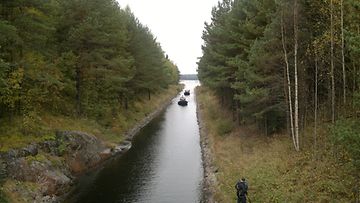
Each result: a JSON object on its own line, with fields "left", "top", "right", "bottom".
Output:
{"left": 197, "top": 87, "right": 357, "bottom": 203}
{"left": 2, "top": 180, "right": 40, "bottom": 203}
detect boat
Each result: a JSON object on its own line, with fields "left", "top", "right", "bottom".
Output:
{"left": 184, "top": 90, "right": 190, "bottom": 96}
{"left": 178, "top": 96, "right": 188, "bottom": 106}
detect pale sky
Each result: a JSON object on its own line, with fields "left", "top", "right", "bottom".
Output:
{"left": 117, "top": 0, "right": 220, "bottom": 74}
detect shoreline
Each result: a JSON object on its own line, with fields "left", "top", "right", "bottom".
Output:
{"left": 61, "top": 87, "right": 183, "bottom": 202}
{"left": 0, "top": 85, "right": 183, "bottom": 203}
{"left": 196, "top": 87, "right": 217, "bottom": 203}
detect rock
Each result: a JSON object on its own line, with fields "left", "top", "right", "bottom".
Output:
{"left": 7, "top": 157, "right": 72, "bottom": 196}
{"left": 99, "top": 149, "right": 112, "bottom": 160}
{"left": 0, "top": 160, "right": 6, "bottom": 183}
{"left": 39, "top": 170, "right": 71, "bottom": 195}
{"left": 1, "top": 144, "right": 40, "bottom": 163}
{"left": 111, "top": 141, "right": 132, "bottom": 155}
{"left": 22, "top": 144, "right": 38, "bottom": 156}
{"left": 39, "top": 141, "right": 59, "bottom": 155}
{"left": 118, "top": 141, "right": 132, "bottom": 151}
{"left": 37, "top": 195, "right": 58, "bottom": 203}
{"left": 6, "top": 149, "right": 19, "bottom": 159}
{"left": 55, "top": 131, "right": 106, "bottom": 173}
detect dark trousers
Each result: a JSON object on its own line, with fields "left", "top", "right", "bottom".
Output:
{"left": 237, "top": 195, "right": 246, "bottom": 203}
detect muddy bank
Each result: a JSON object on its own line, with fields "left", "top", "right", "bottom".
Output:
{"left": 0, "top": 88, "right": 181, "bottom": 203}
{"left": 196, "top": 87, "right": 217, "bottom": 203}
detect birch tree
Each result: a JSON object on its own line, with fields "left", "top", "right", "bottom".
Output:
{"left": 331, "top": 0, "right": 336, "bottom": 124}
{"left": 341, "top": 0, "right": 346, "bottom": 105}
{"left": 281, "top": 10, "right": 296, "bottom": 150}
{"left": 293, "top": 0, "right": 300, "bottom": 151}
{"left": 314, "top": 53, "right": 318, "bottom": 154}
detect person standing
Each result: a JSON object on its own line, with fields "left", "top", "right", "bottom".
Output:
{"left": 235, "top": 178, "right": 248, "bottom": 203}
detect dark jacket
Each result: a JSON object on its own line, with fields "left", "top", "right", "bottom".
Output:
{"left": 235, "top": 180, "right": 248, "bottom": 197}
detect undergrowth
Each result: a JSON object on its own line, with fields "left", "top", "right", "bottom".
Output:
{"left": 0, "top": 84, "right": 182, "bottom": 151}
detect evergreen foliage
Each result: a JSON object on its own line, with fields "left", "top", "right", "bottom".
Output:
{"left": 331, "top": 118, "right": 360, "bottom": 170}
{"left": 0, "top": 0, "right": 179, "bottom": 133}
{"left": 198, "top": 0, "right": 360, "bottom": 138}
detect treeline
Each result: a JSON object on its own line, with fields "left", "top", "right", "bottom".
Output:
{"left": 0, "top": 0, "right": 179, "bottom": 132}
{"left": 198, "top": 0, "right": 360, "bottom": 153}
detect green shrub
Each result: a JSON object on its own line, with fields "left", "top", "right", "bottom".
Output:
{"left": 330, "top": 119, "right": 360, "bottom": 170}
{"left": 0, "top": 191, "right": 7, "bottom": 203}
{"left": 21, "top": 111, "right": 43, "bottom": 136}
{"left": 216, "top": 119, "right": 234, "bottom": 136}
{"left": 208, "top": 106, "right": 219, "bottom": 121}
{"left": 353, "top": 91, "right": 360, "bottom": 109}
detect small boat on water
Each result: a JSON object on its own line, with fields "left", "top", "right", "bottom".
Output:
{"left": 184, "top": 90, "right": 190, "bottom": 96}
{"left": 178, "top": 96, "right": 188, "bottom": 106}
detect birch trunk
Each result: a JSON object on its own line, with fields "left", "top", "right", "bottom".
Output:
{"left": 281, "top": 11, "right": 296, "bottom": 149}
{"left": 294, "top": 0, "right": 300, "bottom": 151}
{"left": 314, "top": 54, "right": 318, "bottom": 154}
{"left": 331, "top": 0, "right": 335, "bottom": 124}
{"left": 341, "top": 0, "right": 346, "bottom": 105}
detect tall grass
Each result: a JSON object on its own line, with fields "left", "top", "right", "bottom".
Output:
{"left": 197, "top": 87, "right": 357, "bottom": 202}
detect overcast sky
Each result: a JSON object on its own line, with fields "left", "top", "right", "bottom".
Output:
{"left": 117, "top": 0, "right": 219, "bottom": 74}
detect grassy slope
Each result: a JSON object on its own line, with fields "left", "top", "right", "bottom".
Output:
{"left": 197, "top": 87, "right": 357, "bottom": 202}
{"left": 0, "top": 84, "right": 182, "bottom": 152}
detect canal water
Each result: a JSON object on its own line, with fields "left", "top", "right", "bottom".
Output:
{"left": 66, "top": 80, "right": 203, "bottom": 203}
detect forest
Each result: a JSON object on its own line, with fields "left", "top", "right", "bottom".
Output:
{"left": 0, "top": 0, "right": 179, "bottom": 135}
{"left": 197, "top": 0, "right": 360, "bottom": 200}
{"left": 198, "top": 0, "right": 360, "bottom": 157}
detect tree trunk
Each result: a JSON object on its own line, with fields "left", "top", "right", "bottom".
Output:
{"left": 221, "top": 89, "right": 224, "bottom": 106}
{"left": 236, "top": 99, "right": 241, "bottom": 126}
{"left": 265, "top": 116, "right": 268, "bottom": 136}
{"left": 353, "top": 61, "right": 357, "bottom": 109}
{"left": 281, "top": 10, "right": 296, "bottom": 149}
{"left": 330, "top": 0, "right": 335, "bottom": 124}
{"left": 314, "top": 54, "right": 318, "bottom": 155}
{"left": 283, "top": 63, "right": 290, "bottom": 135}
{"left": 294, "top": 0, "right": 300, "bottom": 151}
{"left": 118, "top": 93, "right": 124, "bottom": 108}
{"left": 148, "top": 89, "right": 151, "bottom": 100}
{"left": 232, "top": 99, "right": 237, "bottom": 122}
{"left": 341, "top": 0, "right": 346, "bottom": 105}
{"left": 125, "top": 97, "right": 128, "bottom": 110}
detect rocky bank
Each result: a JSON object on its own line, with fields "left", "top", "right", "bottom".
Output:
{"left": 196, "top": 89, "right": 217, "bottom": 203}
{"left": 0, "top": 91, "right": 178, "bottom": 203}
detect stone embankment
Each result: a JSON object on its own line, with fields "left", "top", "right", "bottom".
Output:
{"left": 196, "top": 95, "right": 217, "bottom": 203}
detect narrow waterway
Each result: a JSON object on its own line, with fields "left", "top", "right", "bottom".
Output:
{"left": 66, "top": 80, "right": 203, "bottom": 203}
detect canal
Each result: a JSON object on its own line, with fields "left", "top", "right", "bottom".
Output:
{"left": 66, "top": 80, "right": 203, "bottom": 203}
